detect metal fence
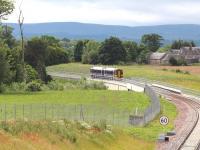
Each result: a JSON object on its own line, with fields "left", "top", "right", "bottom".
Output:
{"left": 0, "top": 87, "right": 160, "bottom": 127}
{"left": 129, "top": 85, "right": 161, "bottom": 126}
{"left": 0, "top": 103, "right": 138, "bottom": 127}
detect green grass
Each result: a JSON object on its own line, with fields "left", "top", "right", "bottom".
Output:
{"left": 0, "top": 121, "right": 155, "bottom": 150}
{"left": 0, "top": 90, "right": 150, "bottom": 125}
{"left": 47, "top": 63, "right": 200, "bottom": 92}
{"left": 126, "top": 99, "right": 177, "bottom": 141}
{"left": 0, "top": 90, "right": 149, "bottom": 110}
{"left": 0, "top": 88, "right": 177, "bottom": 149}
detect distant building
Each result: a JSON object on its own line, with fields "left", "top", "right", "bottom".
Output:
{"left": 149, "top": 47, "right": 200, "bottom": 65}
{"left": 149, "top": 53, "right": 167, "bottom": 65}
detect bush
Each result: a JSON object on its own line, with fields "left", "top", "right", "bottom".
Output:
{"left": 162, "top": 68, "right": 168, "bottom": 71}
{"left": 47, "top": 80, "right": 64, "bottom": 91}
{"left": 184, "top": 71, "right": 190, "bottom": 75}
{"left": 25, "top": 64, "right": 39, "bottom": 83}
{"left": 80, "top": 80, "right": 107, "bottom": 90}
{"left": 169, "top": 57, "right": 178, "bottom": 66}
{"left": 175, "top": 69, "right": 183, "bottom": 73}
{"left": 177, "top": 58, "right": 187, "bottom": 66}
{"left": 0, "top": 84, "right": 6, "bottom": 93}
{"left": 26, "top": 81, "right": 42, "bottom": 92}
{"left": 6, "top": 82, "right": 26, "bottom": 93}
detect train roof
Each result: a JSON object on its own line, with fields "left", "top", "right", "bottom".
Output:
{"left": 91, "top": 67, "right": 104, "bottom": 70}
{"left": 104, "top": 68, "right": 117, "bottom": 71}
{"left": 91, "top": 67, "right": 120, "bottom": 71}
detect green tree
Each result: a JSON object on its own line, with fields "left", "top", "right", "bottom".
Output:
{"left": 74, "top": 40, "right": 85, "bottom": 62}
{"left": 141, "top": 34, "right": 163, "bottom": 52}
{"left": 0, "top": 40, "right": 10, "bottom": 84}
{"left": 0, "top": 0, "right": 14, "bottom": 20}
{"left": 41, "top": 35, "right": 60, "bottom": 46}
{"left": 171, "top": 40, "right": 196, "bottom": 49}
{"left": 99, "top": 37, "right": 126, "bottom": 65}
{"left": 123, "top": 41, "right": 138, "bottom": 62}
{"left": 158, "top": 45, "right": 171, "bottom": 52}
{"left": 82, "top": 40, "right": 100, "bottom": 64}
{"left": 39, "top": 35, "right": 69, "bottom": 66}
{"left": 25, "top": 37, "right": 48, "bottom": 82}
{"left": 0, "top": 25, "right": 16, "bottom": 48}
{"left": 7, "top": 46, "right": 24, "bottom": 82}
{"left": 137, "top": 44, "right": 150, "bottom": 64}
{"left": 45, "top": 46, "right": 69, "bottom": 66}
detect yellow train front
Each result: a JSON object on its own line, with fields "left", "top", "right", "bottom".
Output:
{"left": 90, "top": 67, "right": 123, "bottom": 80}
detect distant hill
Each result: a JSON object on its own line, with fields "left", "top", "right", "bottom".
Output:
{"left": 5, "top": 22, "right": 200, "bottom": 44}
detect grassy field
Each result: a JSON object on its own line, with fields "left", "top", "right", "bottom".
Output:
{"left": 0, "top": 90, "right": 177, "bottom": 150}
{"left": 0, "top": 90, "right": 149, "bottom": 110}
{"left": 0, "top": 91, "right": 177, "bottom": 150}
{"left": 0, "top": 126, "right": 155, "bottom": 150}
{"left": 127, "top": 99, "right": 177, "bottom": 141}
{"left": 47, "top": 63, "right": 200, "bottom": 92}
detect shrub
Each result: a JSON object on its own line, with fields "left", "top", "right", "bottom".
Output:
{"left": 82, "top": 81, "right": 107, "bottom": 90}
{"left": 184, "top": 71, "right": 190, "bottom": 75}
{"left": 162, "top": 68, "right": 168, "bottom": 71}
{"left": 26, "top": 81, "right": 42, "bottom": 92}
{"left": 25, "top": 64, "right": 39, "bottom": 83}
{"left": 175, "top": 69, "right": 183, "bottom": 73}
{"left": 0, "top": 84, "right": 6, "bottom": 93}
{"left": 169, "top": 57, "right": 178, "bottom": 66}
{"left": 177, "top": 58, "right": 187, "bottom": 66}
{"left": 47, "top": 80, "right": 64, "bottom": 91}
{"left": 6, "top": 82, "right": 26, "bottom": 93}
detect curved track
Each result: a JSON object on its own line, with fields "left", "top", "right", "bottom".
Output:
{"left": 48, "top": 72, "right": 200, "bottom": 150}
{"left": 152, "top": 86, "right": 200, "bottom": 150}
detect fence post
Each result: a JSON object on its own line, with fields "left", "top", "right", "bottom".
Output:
{"left": 75, "top": 105, "right": 77, "bottom": 120}
{"left": 30, "top": 104, "right": 32, "bottom": 121}
{"left": 4, "top": 104, "right": 6, "bottom": 123}
{"left": 44, "top": 104, "right": 47, "bottom": 120}
{"left": 52, "top": 104, "right": 54, "bottom": 120}
{"left": 80, "top": 104, "right": 84, "bottom": 121}
{"left": 112, "top": 110, "right": 115, "bottom": 125}
{"left": 14, "top": 104, "right": 16, "bottom": 121}
{"left": 22, "top": 104, "right": 24, "bottom": 121}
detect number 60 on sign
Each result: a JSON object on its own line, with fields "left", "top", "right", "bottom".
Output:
{"left": 160, "top": 116, "right": 169, "bottom": 126}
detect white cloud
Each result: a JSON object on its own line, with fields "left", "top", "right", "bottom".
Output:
{"left": 5, "top": 0, "right": 200, "bottom": 26}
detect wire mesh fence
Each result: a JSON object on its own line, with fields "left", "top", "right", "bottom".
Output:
{"left": 0, "top": 86, "right": 160, "bottom": 127}
{"left": 0, "top": 103, "right": 141, "bottom": 127}
{"left": 129, "top": 85, "right": 161, "bottom": 126}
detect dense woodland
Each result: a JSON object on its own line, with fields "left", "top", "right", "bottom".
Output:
{"left": 0, "top": 0, "right": 197, "bottom": 91}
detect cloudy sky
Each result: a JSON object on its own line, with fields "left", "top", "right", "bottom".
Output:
{"left": 5, "top": 0, "right": 200, "bottom": 26}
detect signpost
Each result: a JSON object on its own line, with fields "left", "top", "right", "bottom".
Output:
{"left": 160, "top": 116, "right": 169, "bottom": 126}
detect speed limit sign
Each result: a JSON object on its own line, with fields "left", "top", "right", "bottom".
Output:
{"left": 160, "top": 116, "right": 169, "bottom": 126}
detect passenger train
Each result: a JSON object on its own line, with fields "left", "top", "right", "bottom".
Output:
{"left": 90, "top": 67, "right": 123, "bottom": 80}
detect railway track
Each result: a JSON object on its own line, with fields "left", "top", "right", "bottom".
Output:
{"left": 48, "top": 72, "right": 200, "bottom": 150}
{"left": 152, "top": 86, "right": 200, "bottom": 150}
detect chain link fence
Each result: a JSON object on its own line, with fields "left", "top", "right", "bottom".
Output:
{"left": 0, "top": 87, "right": 160, "bottom": 127}
{"left": 129, "top": 85, "right": 161, "bottom": 126}
{"left": 0, "top": 103, "right": 136, "bottom": 127}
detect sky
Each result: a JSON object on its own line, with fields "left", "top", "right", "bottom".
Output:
{"left": 5, "top": 0, "right": 200, "bottom": 26}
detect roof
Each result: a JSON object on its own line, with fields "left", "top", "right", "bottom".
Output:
{"left": 91, "top": 67, "right": 104, "bottom": 70}
{"left": 91, "top": 67, "right": 118, "bottom": 71}
{"left": 104, "top": 68, "right": 118, "bottom": 71}
{"left": 149, "top": 53, "right": 167, "bottom": 60}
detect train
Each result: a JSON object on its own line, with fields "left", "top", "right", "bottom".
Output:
{"left": 90, "top": 67, "right": 123, "bottom": 80}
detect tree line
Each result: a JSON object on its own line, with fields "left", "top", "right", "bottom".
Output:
{"left": 0, "top": 0, "right": 197, "bottom": 87}
{"left": 74, "top": 36, "right": 196, "bottom": 65}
